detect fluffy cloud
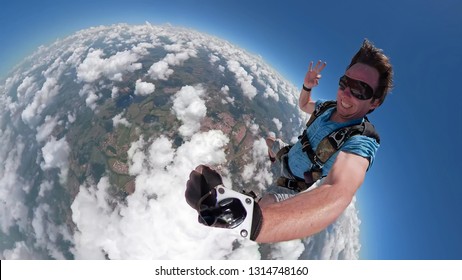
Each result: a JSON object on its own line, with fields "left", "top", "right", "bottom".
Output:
{"left": 147, "top": 44, "right": 197, "bottom": 80}
{"left": 148, "top": 60, "right": 173, "bottom": 80}
{"left": 21, "top": 77, "right": 61, "bottom": 125}
{"left": 31, "top": 203, "right": 70, "bottom": 259}
{"left": 264, "top": 86, "right": 279, "bottom": 101}
{"left": 1, "top": 242, "right": 36, "bottom": 260}
{"left": 171, "top": 85, "right": 207, "bottom": 138}
{"left": 77, "top": 49, "right": 142, "bottom": 83}
{"left": 36, "top": 115, "right": 59, "bottom": 142}
{"left": 38, "top": 181, "right": 54, "bottom": 198}
{"left": 227, "top": 60, "right": 257, "bottom": 99}
{"left": 16, "top": 76, "right": 37, "bottom": 98}
{"left": 272, "top": 118, "right": 283, "bottom": 132}
{"left": 220, "top": 85, "right": 235, "bottom": 104}
{"left": 112, "top": 112, "right": 131, "bottom": 128}
{"left": 40, "top": 137, "right": 70, "bottom": 184}
{"left": 0, "top": 130, "right": 28, "bottom": 233}
{"left": 241, "top": 139, "right": 273, "bottom": 190}
{"left": 134, "top": 79, "right": 155, "bottom": 96}
{"left": 78, "top": 84, "right": 99, "bottom": 110}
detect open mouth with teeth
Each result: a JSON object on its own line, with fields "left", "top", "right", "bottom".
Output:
{"left": 340, "top": 100, "right": 353, "bottom": 109}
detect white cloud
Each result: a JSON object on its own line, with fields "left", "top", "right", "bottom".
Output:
{"left": 134, "top": 79, "right": 155, "bottom": 96}
{"left": 220, "top": 85, "right": 235, "bottom": 104}
{"left": 171, "top": 85, "right": 207, "bottom": 138}
{"left": 272, "top": 118, "right": 283, "bottom": 132}
{"left": 127, "top": 136, "right": 146, "bottom": 176}
{"left": 148, "top": 60, "right": 173, "bottom": 80}
{"left": 36, "top": 115, "right": 59, "bottom": 142}
{"left": 85, "top": 92, "right": 99, "bottom": 110}
{"left": 241, "top": 139, "right": 273, "bottom": 190}
{"left": 164, "top": 43, "right": 183, "bottom": 53}
{"left": 16, "top": 76, "right": 37, "bottom": 98}
{"left": 21, "top": 77, "right": 61, "bottom": 126}
{"left": 79, "top": 84, "right": 99, "bottom": 110}
{"left": 264, "top": 86, "right": 279, "bottom": 101}
{"left": 38, "top": 180, "right": 54, "bottom": 198}
{"left": 1, "top": 242, "right": 36, "bottom": 260}
{"left": 31, "top": 203, "right": 70, "bottom": 259}
{"left": 112, "top": 112, "right": 131, "bottom": 128}
{"left": 164, "top": 51, "right": 196, "bottom": 66}
{"left": 40, "top": 137, "right": 70, "bottom": 184}
{"left": 268, "top": 240, "right": 305, "bottom": 260}
{"left": 0, "top": 131, "right": 28, "bottom": 233}
{"left": 147, "top": 48, "right": 197, "bottom": 81}
{"left": 227, "top": 60, "right": 257, "bottom": 99}
{"left": 246, "top": 119, "right": 260, "bottom": 136}
{"left": 111, "top": 86, "right": 119, "bottom": 99}
{"left": 132, "top": 42, "right": 157, "bottom": 56}
{"left": 148, "top": 136, "right": 175, "bottom": 170}
{"left": 221, "top": 85, "right": 229, "bottom": 94}
{"left": 77, "top": 49, "right": 142, "bottom": 83}
{"left": 209, "top": 53, "right": 220, "bottom": 64}
{"left": 67, "top": 112, "right": 76, "bottom": 124}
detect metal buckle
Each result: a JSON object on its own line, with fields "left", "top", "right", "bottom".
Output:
{"left": 329, "top": 128, "right": 348, "bottom": 148}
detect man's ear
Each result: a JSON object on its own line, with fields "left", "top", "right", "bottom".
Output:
{"left": 370, "top": 99, "right": 380, "bottom": 109}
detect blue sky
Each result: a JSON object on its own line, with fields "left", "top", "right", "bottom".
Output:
{"left": 1, "top": 0, "right": 461, "bottom": 259}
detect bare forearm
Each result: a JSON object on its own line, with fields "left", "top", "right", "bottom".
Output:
{"left": 299, "top": 86, "right": 310, "bottom": 108}
{"left": 256, "top": 184, "right": 353, "bottom": 243}
{"left": 255, "top": 152, "right": 368, "bottom": 243}
{"left": 299, "top": 87, "right": 315, "bottom": 113}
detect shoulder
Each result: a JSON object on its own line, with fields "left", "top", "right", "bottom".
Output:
{"left": 342, "top": 135, "right": 380, "bottom": 168}
{"left": 346, "top": 134, "right": 380, "bottom": 147}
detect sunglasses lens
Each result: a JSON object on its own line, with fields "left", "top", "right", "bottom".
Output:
{"left": 350, "top": 87, "right": 367, "bottom": 100}
{"left": 339, "top": 76, "right": 347, "bottom": 90}
{"left": 339, "top": 75, "right": 373, "bottom": 100}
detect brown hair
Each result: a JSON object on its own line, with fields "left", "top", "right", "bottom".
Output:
{"left": 347, "top": 39, "right": 394, "bottom": 109}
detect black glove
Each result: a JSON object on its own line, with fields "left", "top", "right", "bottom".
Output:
{"left": 185, "top": 165, "right": 263, "bottom": 241}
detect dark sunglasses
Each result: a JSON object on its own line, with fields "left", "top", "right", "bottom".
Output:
{"left": 339, "top": 75, "right": 374, "bottom": 100}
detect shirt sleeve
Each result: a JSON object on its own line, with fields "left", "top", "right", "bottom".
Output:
{"left": 341, "top": 135, "right": 380, "bottom": 169}
{"left": 321, "top": 135, "right": 379, "bottom": 177}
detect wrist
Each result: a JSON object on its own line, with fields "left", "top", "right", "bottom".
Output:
{"left": 302, "top": 84, "right": 312, "bottom": 92}
{"left": 250, "top": 202, "right": 263, "bottom": 241}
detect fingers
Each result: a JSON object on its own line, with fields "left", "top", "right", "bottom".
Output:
{"left": 185, "top": 170, "right": 207, "bottom": 209}
{"left": 190, "top": 164, "right": 223, "bottom": 188}
{"left": 201, "top": 165, "right": 223, "bottom": 188}
{"left": 308, "top": 60, "right": 327, "bottom": 73}
{"left": 188, "top": 169, "right": 202, "bottom": 184}
{"left": 314, "top": 60, "right": 327, "bottom": 73}
{"left": 317, "top": 61, "right": 327, "bottom": 73}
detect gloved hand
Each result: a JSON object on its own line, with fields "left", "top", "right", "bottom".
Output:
{"left": 185, "top": 165, "right": 263, "bottom": 241}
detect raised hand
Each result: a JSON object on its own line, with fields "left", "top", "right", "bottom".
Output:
{"left": 303, "top": 60, "right": 327, "bottom": 89}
